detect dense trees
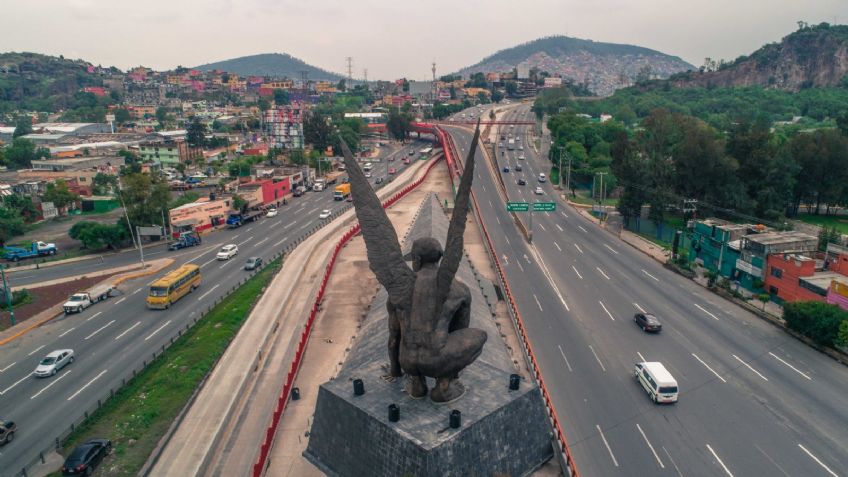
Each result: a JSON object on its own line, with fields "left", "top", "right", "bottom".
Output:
{"left": 119, "top": 173, "right": 171, "bottom": 228}
{"left": 784, "top": 301, "right": 848, "bottom": 347}
{"left": 186, "top": 117, "right": 208, "bottom": 148}
{"left": 42, "top": 180, "right": 80, "bottom": 211}
{"left": 69, "top": 221, "right": 128, "bottom": 250}
{"left": 387, "top": 108, "right": 413, "bottom": 141}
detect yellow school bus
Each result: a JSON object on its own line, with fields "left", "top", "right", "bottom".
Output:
{"left": 146, "top": 264, "right": 201, "bottom": 309}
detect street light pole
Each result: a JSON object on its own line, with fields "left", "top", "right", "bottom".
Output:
{"left": 557, "top": 146, "right": 563, "bottom": 191}
{"left": 1, "top": 265, "right": 15, "bottom": 326}
{"left": 596, "top": 171, "right": 608, "bottom": 220}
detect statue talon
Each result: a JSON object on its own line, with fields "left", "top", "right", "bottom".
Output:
{"left": 339, "top": 123, "right": 486, "bottom": 404}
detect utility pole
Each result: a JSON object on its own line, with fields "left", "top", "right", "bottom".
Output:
{"left": 1, "top": 265, "right": 15, "bottom": 326}
{"left": 566, "top": 154, "right": 572, "bottom": 198}
{"left": 596, "top": 171, "right": 608, "bottom": 220}
{"left": 363, "top": 68, "right": 368, "bottom": 89}
{"left": 346, "top": 57, "right": 354, "bottom": 85}
{"left": 557, "top": 146, "right": 564, "bottom": 191}
{"left": 136, "top": 226, "right": 146, "bottom": 268}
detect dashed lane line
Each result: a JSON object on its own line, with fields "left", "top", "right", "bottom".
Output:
{"left": 114, "top": 321, "right": 142, "bottom": 341}
{"left": 197, "top": 284, "right": 221, "bottom": 302}
{"left": 797, "top": 443, "right": 839, "bottom": 477}
{"left": 692, "top": 353, "right": 727, "bottom": 383}
{"left": 694, "top": 304, "right": 720, "bottom": 321}
{"left": 706, "top": 444, "right": 734, "bottom": 477}
{"left": 596, "top": 267, "right": 610, "bottom": 280}
{"left": 144, "top": 320, "right": 172, "bottom": 342}
{"left": 85, "top": 320, "right": 115, "bottom": 340}
{"left": 557, "top": 345, "right": 573, "bottom": 372}
{"left": 31, "top": 370, "right": 71, "bottom": 400}
{"left": 768, "top": 352, "right": 812, "bottom": 380}
{"left": 636, "top": 423, "right": 665, "bottom": 469}
{"left": 642, "top": 269, "right": 659, "bottom": 281}
{"left": 599, "top": 301, "right": 615, "bottom": 321}
{"left": 571, "top": 265, "right": 582, "bottom": 279}
{"left": 27, "top": 344, "right": 46, "bottom": 356}
{"left": 732, "top": 354, "right": 768, "bottom": 381}
{"left": 67, "top": 369, "right": 107, "bottom": 401}
{"left": 596, "top": 425, "right": 618, "bottom": 466}
{"left": 588, "top": 345, "right": 607, "bottom": 372}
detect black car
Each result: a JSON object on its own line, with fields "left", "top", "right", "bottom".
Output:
{"left": 634, "top": 313, "right": 662, "bottom": 332}
{"left": 62, "top": 438, "right": 111, "bottom": 476}
{"left": 517, "top": 178, "right": 527, "bottom": 186}
{"left": 244, "top": 256, "right": 263, "bottom": 271}
{"left": 502, "top": 166, "right": 510, "bottom": 173}
{"left": 515, "top": 164, "right": 523, "bottom": 172}
{"left": 375, "top": 177, "right": 384, "bottom": 185}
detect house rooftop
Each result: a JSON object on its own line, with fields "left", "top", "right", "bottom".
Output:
{"left": 745, "top": 231, "right": 817, "bottom": 246}
{"left": 801, "top": 272, "right": 848, "bottom": 293}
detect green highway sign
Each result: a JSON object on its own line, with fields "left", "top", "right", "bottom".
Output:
{"left": 506, "top": 202, "right": 529, "bottom": 212}
{"left": 533, "top": 202, "right": 556, "bottom": 212}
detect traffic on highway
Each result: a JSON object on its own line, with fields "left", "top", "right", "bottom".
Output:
{"left": 444, "top": 104, "right": 848, "bottom": 477}
{"left": 0, "top": 139, "right": 429, "bottom": 474}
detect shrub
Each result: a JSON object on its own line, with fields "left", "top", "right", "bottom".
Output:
{"left": 838, "top": 320, "right": 848, "bottom": 348}
{"left": 783, "top": 301, "right": 848, "bottom": 347}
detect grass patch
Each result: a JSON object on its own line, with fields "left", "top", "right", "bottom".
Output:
{"left": 49, "top": 258, "right": 281, "bottom": 477}
{"left": 796, "top": 213, "right": 848, "bottom": 235}
{"left": 568, "top": 189, "right": 618, "bottom": 206}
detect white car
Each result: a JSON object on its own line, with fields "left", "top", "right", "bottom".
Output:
{"left": 319, "top": 209, "right": 332, "bottom": 219}
{"left": 266, "top": 208, "right": 278, "bottom": 218}
{"left": 217, "top": 244, "right": 238, "bottom": 260}
{"left": 364, "top": 171, "right": 372, "bottom": 178}
{"left": 535, "top": 187, "right": 544, "bottom": 195}
{"left": 33, "top": 349, "right": 74, "bottom": 377}
{"left": 517, "top": 154, "right": 525, "bottom": 160}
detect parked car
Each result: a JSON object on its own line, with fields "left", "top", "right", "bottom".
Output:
{"left": 216, "top": 244, "right": 238, "bottom": 260}
{"left": 634, "top": 313, "right": 662, "bottom": 332}
{"left": 244, "top": 257, "right": 263, "bottom": 271}
{"left": 34, "top": 349, "right": 74, "bottom": 377}
{"left": 534, "top": 186, "right": 544, "bottom": 195}
{"left": 502, "top": 166, "right": 510, "bottom": 173}
{"left": 266, "top": 208, "right": 278, "bottom": 218}
{"left": 61, "top": 438, "right": 111, "bottom": 476}
{"left": 319, "top": 209, "right": 332, "bottom": 219}
{"left": 517, "top": 178, "right": 527, "bottom": 186}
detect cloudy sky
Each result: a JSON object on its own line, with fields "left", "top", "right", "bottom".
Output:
{"left": 2, "top": 0, "right": 844, "bottom": 79}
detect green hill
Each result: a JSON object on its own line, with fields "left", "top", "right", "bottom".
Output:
{"left": 194, "top": 53, "right": 343, "bottom": 80}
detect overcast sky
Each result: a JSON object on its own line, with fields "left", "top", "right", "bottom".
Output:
{"left": 2, "top": 0, "right": 844, "bottom": 79}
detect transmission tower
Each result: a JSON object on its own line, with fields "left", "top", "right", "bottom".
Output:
{"left": 300, "top": 70, "right": 309, "bottom": 92}
{"left": 363, "top": 68, "right": 368, "bottom": 88}
{"left": 346, "top": 57, "right": 353, "bottom": 83}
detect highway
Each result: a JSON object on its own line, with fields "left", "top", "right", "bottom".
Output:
{"left": 0, "top": 140, "right": 428, "bottom": 475}
{"left": 445, "top": 104, "right": 848, "bottom": 477}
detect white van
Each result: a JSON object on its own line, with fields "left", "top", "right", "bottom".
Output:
{"left": 363, "top": 162, "right": 373, "bottom": 172}
{"left": 538, "top": 173, "right": 546, "bottom": 183}
{"left": 635, "top": 362, "right": 678, "bottom": 403}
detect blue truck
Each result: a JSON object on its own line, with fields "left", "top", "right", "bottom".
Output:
{"left": 168, "top": 231, "right": 202, "bottom": 251}
{"left": 3, "top": 241, "right": 58, "bottom": 262}
{"left": 226, "top": 210, "right": 262, "bottom": 228}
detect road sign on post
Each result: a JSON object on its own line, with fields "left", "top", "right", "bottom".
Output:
{"left": 506, "top": 202, "right": 529, "bottom": 212}
{"left": 532, "top": 202, "right": 556, "bottom": 212}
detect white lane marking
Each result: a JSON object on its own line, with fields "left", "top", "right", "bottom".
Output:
{"left": 588, "top": 345, "right": 606, "bottom": 372}
{"left": 596, "top": 425, "right": 618, "bottom": 467}
{"left": 482, "top": 185, "right": 487, "bottom": 192}
{"left": 538, "top": 223, "right": 546, "bottom": 232}
{"left": 284, "top": 221, "right": 298, "bottom": 229}
{"left": 557, "top": 345, "right": 573, "bottom": 372}
{"left": 529, "top": 244, "right": 569, "bottom": 311}
{"left": 663, "top": 447, "right": 684, "bottom": 477}
{"left": 86, "top": 311, "right": 102, "bottom": 322}
{"left": 578, "top": 225, "right": 588, "bottom": 233}
{"left": 596, "top": 267, "right": 610, "bottom": 280}
{"left": 255, "top": 237, "right": 269, "bottom": 246}
{"left": 31, "top": 370, "right": 71, "bottom": 399}
{"left": 300, "top": 223, "right": 310, "bottom": 230}
{"left": 0, "top": 374, "right": 30, "bottom": 395}
{"left": 754, "top": 444, "right": 792, "bottom": 477}
{"left": 517, "top": 262, "right": 523, "bottom": 272}
{"left": 197, "top": 284, "right": 221, "bottom": 302}
{"left": 27, "top": 344, "right": 46, "bottom": 356}
{"left": 561, "top": 211, "right": 569, "bottom": 218}
{"left": 201, "top": 257, "right": 218, "bottom": 268}
{"left": 245, "top": 227, "right": 253, "bottom": 233}
{"left": 67, "top": 369, "right": 107, "bottom": 401}
{"left": 636, "top": 423, "right": 665, "bottom": 468}
{"left": 732, "top": 354, "right": 768, "bottom": 381}
{"left": 604, "top": 244, "right": 619, "bottom": 255}
{"left": 307, "top": 208, "right": 319, "bottom": 215}
{"left": 692, "top": 353, "right": 726, "bottom": 383}
{"left": 0, "top": 361, "right": 16, "bottom": 373}
{"left": 496, "top": 216, "right": 500, "bottom": 224}
{"left": 694, "top": 303, "right": 720, "bottom": 321}
{"left": 555, "top": 224, "right": 563, "bottom": 232}
{"left": 85, "top": 320, "right": 115, "bottom": 340}
{"left": 238, "top": 237, "right": 254, "bottom": 246}
{"left": 634, "top": 303, "right": 646, "bottom": 313}
{"left": 274, "top": 236, "right": 289, "bottom": 247}
{"left": 642, "top": 269, "right": 659, "bottom": 281}
{"left": 133, "top": 287, "right": 143, "bottom": 295}
{"left": 599, "top": 301, "right": 615, "bottom": 321}
{"left": 115, "top": 321, "right": 142, "bottom": 341}
{"left": 574, "top": 243, "right": 583, "bottom": 254}
{"left": 219, "top": 260, "right": 234, "bottom": 270}
{"left": 554, "top": 242, "right": 561, "bottom": 252}
{"left": 145, "top": 320, "right": 172, "bottom": 341}
{"left": 488, "top": 200, "right": 493, "bottom": 208}
{"left": 706, "top": 444, "right": 734, "bottom": 477}
{"left": 533, "top": 294, "right": 543, "bottom": 311}
{"left": 232, "top": 233, "right": 241, "bottom": 239}
{"left": 114, "top": 297, "right": 126, "bottom": 305}
{"left": 571, "top": 266, "right": 583, "bottom": 279}
{"left": 637, "top": 351, "right": 646, "bottom": 362}
{"left": 797, "top": 443, "right": 839, "bottom": 477}
{"left": 768, "top": 352, "right": 812, "bottom": 380}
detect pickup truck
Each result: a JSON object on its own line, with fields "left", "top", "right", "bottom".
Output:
{"left": 0, "top": 419, "right": 15, "bottom": 445}
{"left": 168, "top": 231, "right": 202, "bottom": 250}
{"left": 3, "top": 241, "right": 57, "bottom": 262}
{"left": 63, "top": 283, "right": 118, "bottom": 314}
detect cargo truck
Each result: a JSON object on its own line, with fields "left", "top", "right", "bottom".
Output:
{"left": 333, "top": 183, "right": 351, "bottom": 201}
{"left": 63, "top": 283, "right": 119, "bottom": 314}
{"left": 226, "top": 210, "right": 262, "bottom": 228}
{"left": 168, "top": 231, "right": 202, "bottom": 250}
{"left": 3, "top": 241, "right": 58, "bottom": 262}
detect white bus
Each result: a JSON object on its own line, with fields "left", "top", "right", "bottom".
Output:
{"left": 634, "top": 362, "right": 678, "bottom": 403}
{"left": 507, "top": 139, "right": 515, "bottom": 150}
{"left": 418, "top": 147, "right": 433, "bottom": 155}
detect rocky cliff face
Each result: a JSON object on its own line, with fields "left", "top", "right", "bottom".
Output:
{"left": 671, "top": 24, "right": 848, "bottom": 91}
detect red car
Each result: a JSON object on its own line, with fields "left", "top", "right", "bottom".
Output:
{"left": 403, "top": 158, "right": 411, "bottom": 164}
{"left": 388, "top": 168, "right": 397, "bottom": 175}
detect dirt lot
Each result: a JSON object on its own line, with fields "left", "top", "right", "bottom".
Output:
{"left": 0, "top": 272, "right": 121, "bottom": 331}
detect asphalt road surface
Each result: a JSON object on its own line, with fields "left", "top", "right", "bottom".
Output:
{"left": 0, "top": 140, "right": 428, "bottom": 475}
{"left": 444, "top": 105, "right": 848, "bottom": 477}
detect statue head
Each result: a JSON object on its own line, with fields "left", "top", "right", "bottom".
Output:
{"left": 410, "top": 237, "right": 443, "bottom": 271}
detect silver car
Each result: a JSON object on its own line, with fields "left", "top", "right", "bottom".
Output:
{"left": 33, "top": 349, "right": 74, "bottom": 377}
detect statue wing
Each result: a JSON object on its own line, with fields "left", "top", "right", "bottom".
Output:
{"left": 436, "top": 123, "right": 480, "bottom": 306}
{"left": 339, "top": 137, "right": 414, "bottom": 306}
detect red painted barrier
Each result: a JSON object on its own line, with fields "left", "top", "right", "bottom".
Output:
{"left": 437, "top": 126, "right": 580, "bottom": 477}
{"left": 251, "top": 155, "right": 445, "bottom": 477}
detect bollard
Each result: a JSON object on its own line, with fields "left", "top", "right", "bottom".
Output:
{"left": 292, "top": 387, "right": 301, "bottom": 400}
{"left": 509, "top": 374, "right": 520, "bottom": 390}
{"left": 449, "top": 409, "right": 461, "bottom": 429}
{"left": 353, "top": 378, "right": 365, "bottom": 396}
{"left": 388, "top": 404, "right": 400, "bottom": 422}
